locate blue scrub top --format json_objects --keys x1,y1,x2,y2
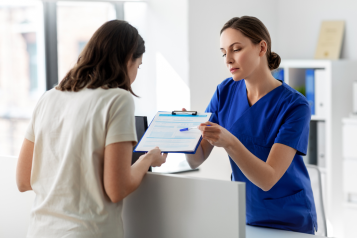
[{"x1": 205, "y1": 78, "x2": 317, "y2": 234}]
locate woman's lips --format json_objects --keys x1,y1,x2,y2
[{"x1": 230, "y1": 68, "x2": 239, "y2": 73}]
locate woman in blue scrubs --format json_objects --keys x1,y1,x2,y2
[{"x1": 185, "y1": 16, "x2": 317, "y2": 234}]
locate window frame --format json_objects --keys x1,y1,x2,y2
[{"x1": 42, "y1": 0, "x2": 125, "y2": 90}]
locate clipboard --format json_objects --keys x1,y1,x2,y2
[{"x1": 134, "y1": 111, "x2": 212, "y2": 154}]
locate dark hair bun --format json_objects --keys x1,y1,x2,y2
[{"x1": 268, "y1": 52, "x2": 281, "y2": 70}]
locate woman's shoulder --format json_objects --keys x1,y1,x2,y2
[
  {"x1": 46, "y1": 86, "x2": 132, "y2": 99},
  {"x1": 275, "y1": 82, "x2": 311, "y2": 120},
  {"x1": 43, "y1": 87, "x2": 134, "y2": 109},
  {"x1": 280, "y1": 82, "x2": 309, "y2": 107},
  {"x1": 217, "y1": 77, "x2": 242, "y2": 90},
  {"x1": 99, "y1": 87, "x2": 133, "y2": 99}
]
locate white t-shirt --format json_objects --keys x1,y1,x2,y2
[{"x1": 25, "y1": 87, "x2": 137, "y2": 238}]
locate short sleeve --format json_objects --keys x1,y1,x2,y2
[
  {"x1": 24, "y1": 91, "x2": 48, "y2": 143},
  {"x1": 105, "y1": 92, "x2": 137, "y2": 147},
  {"x1": 274, "y1": 103, "x2": 311, "y2": 155},
  {"x1": 25, "y1": 117, "x2": 35, "y2": 142},
  {"x1": 205, "y1": 86, "x2": 220, "y2": 124}
]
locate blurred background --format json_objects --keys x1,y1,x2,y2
[{"x1": 1, "y1": 0, "x2": 357, "y2": 237}]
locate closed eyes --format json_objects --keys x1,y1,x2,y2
[{"x1": 222, "y1": 49, "x2": 241, "y2": 57}]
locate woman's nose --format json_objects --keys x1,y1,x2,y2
[{"x1": 225, "y1": 52, "x2": 234, "y2": 65}]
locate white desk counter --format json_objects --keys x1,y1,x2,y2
[
  {"x1": 247, "y1": 225, "x2": 326, "y2": 238},
  {"x1": 124, "y1": 173, "x2": 328, "y2": 238}
]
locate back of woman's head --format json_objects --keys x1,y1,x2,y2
[
  {"x1": 56, "y1": 20, "x2": 145, "y2": 95},
  {"x1": 221, "y1": 16, "x2": 280, "y2": 71}
]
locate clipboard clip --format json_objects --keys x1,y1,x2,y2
[{"x1": 172, "y1": 110, "x2": 197, "y2": 115}]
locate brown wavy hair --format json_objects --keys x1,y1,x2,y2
[
  {"x1": 56, "y1": 20, "x2": 145, "y2": 95},
  {"x1": 221, "y1": 16, "x2": 280, "y2": 71}
]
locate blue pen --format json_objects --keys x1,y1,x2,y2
[
  {"x1": 180, "y1": 126, "x2": 198, "y2": 132},
  {"x1": 180, "y1": 125, "x2": 210, "y2": 132}
]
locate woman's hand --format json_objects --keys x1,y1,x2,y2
[
  {"x1": 181, "y1": 108, "x2": 236, "y2": 149},
  {"x1": 181, "y1": 108, "x2": 215, "y2": 169},
  {"x1": 198, "y1": 121, "x2": 236, "y2": 149},
  {"x1": 142, "y1": 147, "x2": 167, "y2": 167}
]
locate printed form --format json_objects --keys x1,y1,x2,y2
[{"x1": 134, "y1": 112, "x2": 212, "y2": 153}]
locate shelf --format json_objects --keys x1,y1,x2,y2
[
  {"x1": 342, "y1": 116, "x2": 357, "y2": 125},
  {"x1": 279, "y1": 60, "x2": 357, "y2": 237},
  {"x1": 319, "y1": 167, "x2": 327, "y2": 174},
  {"x1": 311, "y1": 115, "x2": 326, "y2": 121},
  {"x1": 280, "y1": 59, "x2": 331, "y2": 69},
  {"x1": 303, "y1": 163, "x2": 327, "y2": 174},
  {"x1": 344, "y1": 202, "x2": 357, "y2": 210}
]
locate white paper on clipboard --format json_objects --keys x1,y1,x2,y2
[{"x1": 134, "y1": 111, "x2": 212, "y2": 153}]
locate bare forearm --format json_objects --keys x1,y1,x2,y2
[
  {"x1": 225, "y1": 138, "x2": 275, "y2": 191},
  {"x1": 17, "y1": 139, "x2": 34, "y2": 193},
  {"x1": 113, "y1": 155, "x2": 152, "y2": 202},
  {"x1": 198, "y1": 122, "x2": 295, "y2": 191},
  {"x1": 17, "y1": 183, "x2": 32, "y2": 192},
  {"x1": 185, "y1": 144, "x2": 205, "y2": 169},
  {"x1": 186, "y1": 139, "x2": 214, "y2": 169},
  {"x1": 16, "y1": 164, "x2": 33, "y2": 192},
  {"x1": 104, "y1": 144, "x2": 167, "y2": 203},
  {"x1": 128, "y1": 155, "x2": 152, "y2": 193}
]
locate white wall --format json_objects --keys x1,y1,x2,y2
[
  {"x1": 147, "y1": 0, "x2": 189, "y2": 86},
  {"x1": 133, "y1": 0, "x2": 190, "y2": 122},
  {"x1": 277, "y1": 0, "x2": 357, "y2": 60}
]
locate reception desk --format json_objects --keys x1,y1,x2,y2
[
  {"x1": 123, "y1": 173, "x2": 328, "y2": 238},
  {"x1": 1, "y1": 156, "x2": 327, "y2": 238},
  {"x1": 246, "y1": 225, "x2": 324, "y2": 238}
]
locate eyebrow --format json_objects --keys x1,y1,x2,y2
[{"x1": 220, "y1": 42, "x2": 242, "y2": 51}]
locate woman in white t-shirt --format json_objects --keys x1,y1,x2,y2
[{"x1": 16, "y1": 20, "x2": 167, "y2": 238}]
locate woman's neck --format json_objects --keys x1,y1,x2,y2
[{"x1": 244, "y1": 67, "x2": 282, "y2": 107}]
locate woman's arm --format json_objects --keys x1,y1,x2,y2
[
  {"x1": 200, "y1": 121, "x2": 296, "y2": 191},
  {"x1": 226, "y1": 140, "x2": 296, "y2": 191},
  {"x1": 185, "y1": 139, "x2": 214, "y2": 169},
  {"x1": 103, "y1": 143, "x2": 167, "y2": 203},
  {"x1": 16, "y1": 138, "x2": 34, "y2": 192}
]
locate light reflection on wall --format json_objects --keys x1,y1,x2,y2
[
  {"x1": 156, "y1": 52, "x2": 190, "y2": 111},
  {"x1": 152, "y1": 52, "x2": 191, "y2": 173},
  {"x1": 125, "y1": 2, "x2": 156, "y2": 122}
]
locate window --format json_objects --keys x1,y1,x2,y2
[
  {"x1": 0, "y1": 0, "x2": 45, "y2": 156},
  {"x1": 57, "y1": 1, "x2": 116, "y2": 81},
  {"x1": 0, "y1": 1, "x2": 194, "y2": 173}
]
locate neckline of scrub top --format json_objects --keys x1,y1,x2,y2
[{"x1": 243, "y1": 79, "x2": 284, "y2": 108}]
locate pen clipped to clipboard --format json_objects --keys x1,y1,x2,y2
[{"x1": 134, "y1": 111, "x2": 212, "y2": 154}]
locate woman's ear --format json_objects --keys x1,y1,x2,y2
[{"x1": 259, "y1": 40, "x2": 267, "y2": 57}]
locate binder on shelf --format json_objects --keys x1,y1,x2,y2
[
  {"x1": 314, "y1": 70, "x2": 326, "y2": 118},
  {"x1": 306, "y1": 69, "x2": 315, "y2": 115}
]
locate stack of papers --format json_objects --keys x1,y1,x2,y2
[{"x1": 134, "y1": 112, "x2": 212, "y2": 153}]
